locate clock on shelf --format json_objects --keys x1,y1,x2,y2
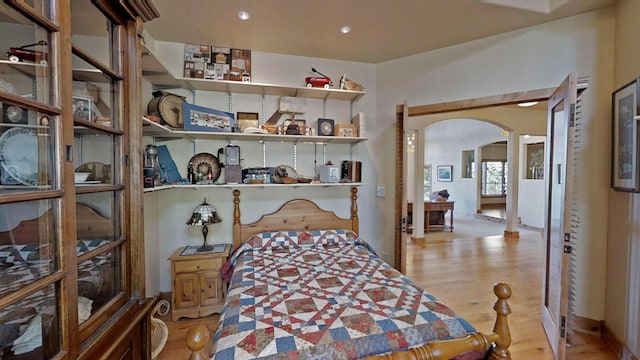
[
  {"x1": 317, "y1": 118, "x2": 335, "y2": 136},
  {"x1": 2, "y1": 103, "x2": 28, "y2": 125}
]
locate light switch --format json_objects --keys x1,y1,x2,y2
[{"x1": 376, "y1": 186, "x2": 385, "y2": 197}]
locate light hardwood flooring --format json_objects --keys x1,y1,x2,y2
[
  {"x1": 406, "y1": 216, "x2": 616, "y2": 360},
  {"x1": 156, "y1": 216, "x2": 617, "y2": 359}
]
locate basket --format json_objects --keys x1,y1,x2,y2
[{"x1": 151, "y1": 300, "x2": 170, "y2": 359}]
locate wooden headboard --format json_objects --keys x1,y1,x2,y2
[
  {"x1": 232, "y1": 188, "x2": 359, "y2": 248},
  {"x1": 0, "y1": 203, "x2": 114, "y2": 246}
]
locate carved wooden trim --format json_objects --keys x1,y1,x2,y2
[
  {"x1": 92, "y1": 0, "x2": 160, "y2": 23},
  {"x1": 232, "y1": 189, "x2": 359, "y2": 249}
]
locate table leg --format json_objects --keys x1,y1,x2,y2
[{"x1": 450, "y1": 208, "x2": 454, "y2": 232}]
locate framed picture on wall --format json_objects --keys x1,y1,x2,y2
[
  {"x1": 611, "y1": 78, "x2": 640, "y2": 192},
  {"x1": 437, "y1": 165, "x2": 453, "y2": 182}
]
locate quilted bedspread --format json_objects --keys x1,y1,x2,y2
[{"x1": 212, "y1": 229, "x2": 478, "y2": 359}]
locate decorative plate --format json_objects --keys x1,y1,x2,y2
[
  {"x1": 0, "y1": 127, "x2": 39, "y2": 185},
  {"x1": 189, "y1": 152, "x2": 221, "y2": 183}
]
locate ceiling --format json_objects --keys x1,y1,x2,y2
[{"x1": 143, "y1": 0, "x2": 616, "y2": 64}]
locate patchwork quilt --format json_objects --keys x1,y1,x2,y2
[
  {"x1": 0, "y1": 238, "x2": 114, "y2": 354},
  {"x1": 212, "y1": 229, "x2": 478, "y2": 359}
]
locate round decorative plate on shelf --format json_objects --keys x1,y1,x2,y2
[
  {"x1": 0, "y1": 127, "x2": 39, "y2": 185},
  {"x1": 189, "y1": 152, "x2": 221, "y2": 183}
]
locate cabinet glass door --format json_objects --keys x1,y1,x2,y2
[
  {"x1": 70, "y1": 1, "x2": 127, "y2": 343},
  {"x1": 0, "y1": 1, "x2": 62, "y2": 358}
]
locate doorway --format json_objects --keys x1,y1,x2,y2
[{"x1": 394, "y1": 80, "x2": 582, "y2": 360}]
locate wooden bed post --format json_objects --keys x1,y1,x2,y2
[
  {"x1": 186, "y1": 325, "x2": 211, "y2": 360},
  {"x1": 490, "y1": 282, "x2": 512, "y2": 360},
  {"x1": 233, "y1": 189, "x2": 241, "y2": 248},
  {"x1": 351, "y1": 187, "x2": 359, "y2": 233}
]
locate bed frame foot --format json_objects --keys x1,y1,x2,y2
[{"x1": 187, "y1": 325, "x2": 211, "y2": 360}]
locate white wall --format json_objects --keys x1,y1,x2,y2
[
  {"x1": 607, "y1": 0, "x2": 640, "y2": 355},
  {"x1": 142, "y1": 42, "x2": 378, "y2": 294},
  {"x1": 376, "y1": 8, "x2": 615, "y2": 322},
  {"x1": 423, "y1": 119, "x2": 505, "y2": 215}
]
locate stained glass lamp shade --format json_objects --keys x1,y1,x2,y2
[{"x1": 186, "y1": 198, "x2": 222, "y2": 252}]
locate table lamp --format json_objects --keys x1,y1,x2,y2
[{"x1": 186, "y1": 198, "x2": 222, "y2": 252}]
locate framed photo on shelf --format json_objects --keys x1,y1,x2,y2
[
  {"x1": 72, "y1": 96, "x2": 92, "y2": 122},
  {"x1": 183, "y1": 103, "x2": 235, "y2": 132},
  {"x1": 437, "y1": 165, "x2": 453, "y2": 182},
  {"x1": 236, "y1": 112, "x2": 259, "y2": 133},
  {"x1": 335, "y1": 124, "x2": 358, "y2": 137},
  {"x1": 612, "y1": 78, "x2": 640, "y2": 191}
]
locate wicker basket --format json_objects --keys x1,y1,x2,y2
[{"x1": 151, "y1": 300, "x2": 170, "y2": 359}]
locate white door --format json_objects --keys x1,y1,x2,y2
[{"x1": 541, "y1": 73, "x2": 577, "y2": 360}]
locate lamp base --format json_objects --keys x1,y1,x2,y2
[
  {"x1": 197, "y1": 224, "x2": 213, "y2": 252},
  {"x1": 197, "y1": 244, "x2": 214, "y2": 252}
]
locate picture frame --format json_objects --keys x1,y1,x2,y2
[
  {"x1": 437, "y1": 165, "x2": 453, "y2": 182},
  {"x1": 183, "y1": 102, "x2": 235, "y2": 132},
  {"x1": 72, "y1": 96, "x2": 92, "y2": 122},
  {"x1": 335, "y1": 124, "x2": 358, "y2": 137},
  {"x1": 612, "y1": 78, "x2": 640, "y2": 191}
]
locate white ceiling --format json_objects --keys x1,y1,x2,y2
[{"x1": 143, "y1": 0, "x2": 616, "y2": 64}]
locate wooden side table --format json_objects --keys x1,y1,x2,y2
[{"x1": 169, "y1": 244, "x2": 231, "y2": 321}]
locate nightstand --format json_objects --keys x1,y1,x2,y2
[{"x1": 168, "y1": 245, "x2": 231, "y2": 321}]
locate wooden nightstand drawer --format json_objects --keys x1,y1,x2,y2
[{"x1": 174, "y1": 258, "x2": 223, "y2": 273}]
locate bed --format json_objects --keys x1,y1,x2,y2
[
  {"x1": 0, "y1": 203, "x2": 116, "y2": 358},
  {"x1": 187, "y1": 188, "x2": 512, "y2": 360}
]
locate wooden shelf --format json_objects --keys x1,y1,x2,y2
[
  {"x1": 141, "y1": 44, "x2": 181, "y2": 89},
  {"x1": 175, "y1": 77, "x2": 365, "y2": 102},
  {"x1": 72, "y1": 68, "x2": 111, "y2": 83},
  {"x1": 142, "y1": 117, "x2": 367, "y2": 144},
  {"x1": 143, "y1": 182, "x2": 366, "y2": 193},
  {"x1": 139, "y1": 49, "x2": 364, "y2": 102}
]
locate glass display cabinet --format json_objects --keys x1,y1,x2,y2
[{"x1": 0, "y1": 1, "x2": 158, "y2": 358}]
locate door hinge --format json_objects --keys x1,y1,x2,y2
[
  {"x1": 564, "y1": 245, "x2": 573, "y2": 254},
  {"x1": 564, "y1": 232, "x2": 571, "y2": 242},
  {"x1": 560, "y1": 315, "x2": 567, "y2": 338},
  {"x1": 569, "y1": 103, "x2": 575, "y2": 127}
]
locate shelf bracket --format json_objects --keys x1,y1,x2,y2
[
  {"x1": 261, "y1": 95, "x2": 266, "y2": 126},
  {"x1": 261, "y1": 140, "x2": 266, "y2": 167},
  {"x1": 227, "y1": 92, "x2": 233, "y2": 113},
  {"x1": 322, "y1": 98, "x2": 327, "y2": 118},
  {"x1": 293, "y1": 143, "x2": 297, "y2": 170}
]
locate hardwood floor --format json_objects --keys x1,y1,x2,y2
[
  {"x1": 155, "y1": 216, "x2": 617, "y2": 359},
  {"x1": 405, "y1": 217, "x2": 617, "y2": 360}
]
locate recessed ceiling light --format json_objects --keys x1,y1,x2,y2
[
  {"x1": 517, "y1": 101, "x2": 538, "y2": 107},
  {"x1": 340, "y1": 26, "x2": 351, "y2": 34},
  {"x1": 238, "y1": 11, "x2": 250, "y2": 20}
]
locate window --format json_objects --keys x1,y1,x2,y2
[
  {"x1": 482, "y1": 161, "x2": 508, "y2": 195},
  {"x1": 423, "y1": 165, "x2": 432, "y2": 199}
]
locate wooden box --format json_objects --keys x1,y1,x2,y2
[{"x1": 335, "y1": 124, "x2": 358, "y2": 137}]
